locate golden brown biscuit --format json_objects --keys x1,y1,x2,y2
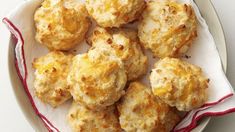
[
  {"x1": 68, "y1": 102, "x2": 121, "y2": 132},
  {"x1": 85, "y1": 0, "x2": 146, "y2": 27},
  {"x1": 33, "y1": 51, "x2": 73, "y2": 107},
  {"x1": 89, "y1": 27, "x2": 148, "y2": 81},
  {"x1": 34, "y1": 0, "x2": 90, "y2": 50},
  {"x1": 138, "y1": 1, "x2": 197, "y2": 58},
  {"x1": 150, "y1": 58, "x2": 209, "y2": 111},
  {"x1": 67, "y1": 47, "x2": 127, "y2": 110},
  {"x1": 117, "y1": 82, "x2": 180, "y2": 132}
]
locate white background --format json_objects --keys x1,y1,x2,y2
[{"x1": 0, "y1": 0, "x2": 234, "y2": 131}]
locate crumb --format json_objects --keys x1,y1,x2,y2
[{"x1": 185, "y1": 55, "x2": 191, "y2": 59}]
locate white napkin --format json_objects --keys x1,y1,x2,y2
[{"x1": 3, "y1": 0, "x2": 235, "y2": 131}]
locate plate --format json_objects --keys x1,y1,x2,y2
[
  {"x1": 191, "y1": 0, "x2": 227, "y2": 131},
  {"x1": 6, "y1": 0, "x2": 227, "y2": 131}
]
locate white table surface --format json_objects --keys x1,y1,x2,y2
[{"x1": 0, "y1": 0, "x2": 234, "y2": 131}]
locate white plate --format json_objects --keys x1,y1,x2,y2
[
  {"x1": 6, "y1": 0, "x2": 227, "y2": 131},
  {"x1": 191, "y1": 0, "x2": 227, "y2": 131}
]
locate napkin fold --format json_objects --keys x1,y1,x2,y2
[{"x1": 3, "y1": 0, "x2": 235, "y2": 131}]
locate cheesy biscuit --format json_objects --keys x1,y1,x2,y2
[
  {"x1": 68, "y1": 102, "x2": 121, "y2": 132},
  {"x1": 117, "y1": 82, "x2": 180, "y2": 132},
  {"x1": 67, "y1": 47, "x2": 127, "y2": 110},
  {"x1": 150, "y1": 58, "x2": 209, "y2": 111},
  {"x1": 85, "y1": 0, "x2": 146, "y2": 27},
  {"x1": 34, "y1": 0, "x2": 90, "y2": 50},
  {"x1": 138, "y1": 1, "x2": 197, "y2": 58},
  {"x1": 89, "y1": 27, "x2": 148, "y2": 81},
  {"x1": 33, "y1": 51, "x2": 73, "y2": 107}
]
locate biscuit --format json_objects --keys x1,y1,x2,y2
[
  {"x1": 117, "y1": 82, "x2": 180, "y2": 132},
  {"x1": 85, "y1": 0, "x2": 146, "y2": 27},
  {"x1": 150, "y1": 58, "x2": 209, "y2": 111},
  {"x1": 89, "y1": 27, "x2": 148, "y2": 81},
  {"x1": 34, "y1": 0, "x2": 90, "y2": 50},
  {"x1": 68, "y1": 102, "x2": 121, "y2": 132},
  {"x1": 67, "y1": 47, "x2": 127, "y2": 110},
  {"x1": 138, "y1": 1, "x2": 197, "y2": 58},
  {"x1": 33, "y1": 51, "x2": 73, "y2": 107}
]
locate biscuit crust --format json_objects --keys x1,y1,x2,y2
[
  {"x1": 33, "y1": 51, "x2": 73, "y2": 107},
  {"x1": 67, "y1": 48, "x2": 127, "y2": 110},
  {"x1": 150, "y1": 58, "x2": 209, "y2": 111},
  {"x1": 34, "y1": 0, "x2": 90, "y2": 50},
  {"x1": 138, "y1": 1, "x2": 197, "y2": 58},
  {"x1": 89, "y1": 27, "x2": 148, "y2": 81},
  {"x1": 68, "y1": 102, "x2": 121, "y2": 132},
  {"x1": 117, "y1": 82, "x2": 180, "y2": 132},
  {"x1": 85, "y1": 0, "x2": 146, "y2": 27}
]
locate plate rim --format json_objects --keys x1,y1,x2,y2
[
  {"x1": 6, "y1": 0, "x2": 228, "y2": 131},
  {"x1": 192, "y1": 0, "x2": 227, "y2": 131}
]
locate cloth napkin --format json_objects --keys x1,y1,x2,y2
[{"x1": 3, "y1": 0, "x2": 235, "y2": 131}]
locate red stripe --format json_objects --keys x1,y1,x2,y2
[
  {"x1": 174, "y1": 94, "x2": 234, "y2": 132},
  {"x1": 2, "y1": 17, "x2": 59, "y2": 132},
  {"x1": 202, "y1": 93, "x2": 234, "y2": 107},
  {"x1": 180, "y1": 108, "x2": 235, "y2": 132}
]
